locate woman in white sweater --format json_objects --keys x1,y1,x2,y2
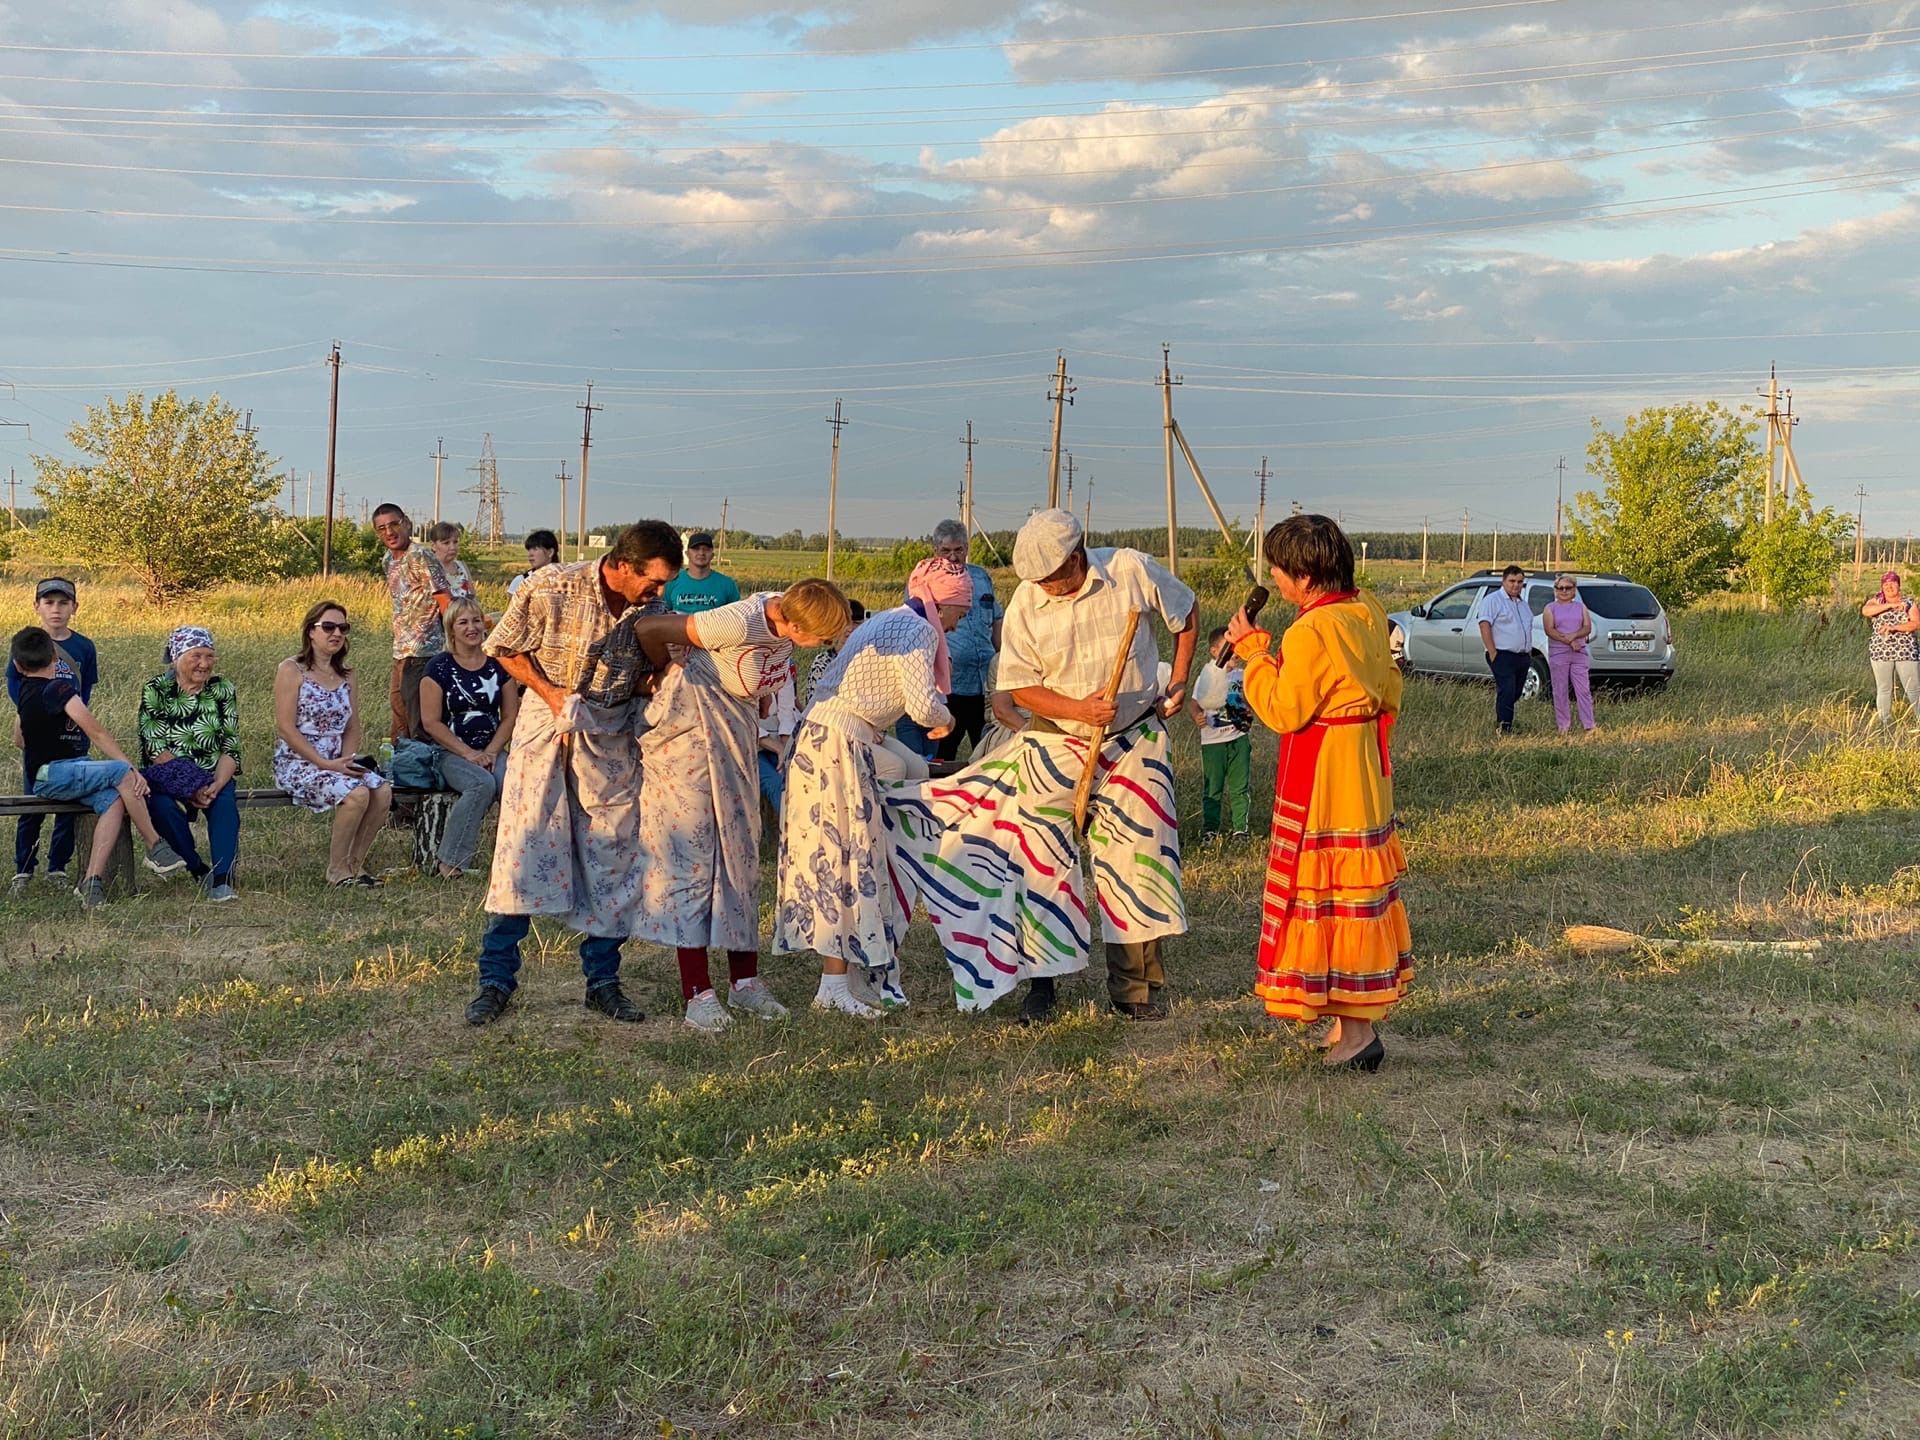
[{"x1": 774, "y1": 559, "x2": 971, "y2": 1016}]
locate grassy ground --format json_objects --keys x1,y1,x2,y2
[{"x1": 1, "y1": 561, "x2": 1917, "y2": 1438}]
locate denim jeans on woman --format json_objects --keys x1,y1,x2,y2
[
  {"x1": 437, "y1": 752, "x2": 503, "y2": 871},
  {"x1": 146, "y1": 779, "x2": 241, "y2": 884},
  {"x1": 1871, "y1": 658, "x2": 1920, "y2": 723}
]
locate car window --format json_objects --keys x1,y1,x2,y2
[
  {"x1": 1578, "y1": 584, "x2": 1660, "y2": 620},
  {"x1": 1526, "y1": 585, "x2": 1553, "y2": 616},
  {"x1": 1426, "y1": 586, "x2": 1482, "y2": 622}
]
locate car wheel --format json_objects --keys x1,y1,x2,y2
[{"x1": 1524, "y1": 655, "x2": 1549, "y2": 701}]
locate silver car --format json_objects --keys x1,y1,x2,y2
[{"x1": 1386, "y1": 571, "x2": 1675, "y2": 699}]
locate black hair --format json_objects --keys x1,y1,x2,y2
[
  {"x1": 848, "y1": 599, "x2": 868, "y2": 623},
  {"x1": 1502, "y1": 564, "x2": 1526, "y2": 579},
  {"x1": 1208, "y1": 625, "x2": 1229, "y2": 643},
  {"x1": 372, "y1": 502, "x2": 407, "y2": 523},
  {"x1": 606, "y1": 519, "x2": 684, "y2": 572},
  {"x1": 525, "y1": 529, "x2": 559, "y2": 553},
  {"x1": 1262, "y1": 514, "x2": 1355, "y2": 593},
  {"x1": 9, "y1": 625, "x2": 53, "y2": 673}
]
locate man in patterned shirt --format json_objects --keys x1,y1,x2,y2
[
  {"x1": 464, "y1": 519, "x2": 687, "y2": 1027},
  {"x1": 373, "y1": 504, "x2": 451, "y2": 743}
]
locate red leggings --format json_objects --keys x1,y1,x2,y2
[{"x1": 677, "y1": 947, "x2": 758, "y2": 1001}]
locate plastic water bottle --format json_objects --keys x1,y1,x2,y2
[{"x1": 376, "y1": 739, "x2": 395, "y2": 775}]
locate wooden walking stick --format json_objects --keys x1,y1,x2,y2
[
  {"x1": 1564, "y1": 925, "x2": 1821, "y2": 956},
  {"x1": 1072, "y1": 610, "x2": 1143, "y2": 833}
]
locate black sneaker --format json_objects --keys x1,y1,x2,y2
[
  {"x1": 1018, "y1": 977, "x2": 1058, "y2": 1026},
  {"x1": 1112, "y1": 998, "x2": 1169, "y2": 1022},
  {"x1": 464, "y1": 984, "x2": 512, "y2": 1026},
  {"x1": 584, "y1": 981, "x2": 645, "y2": 1023}
]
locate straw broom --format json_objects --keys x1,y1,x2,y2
[{"x1": 1564, "y1": 924, "x2": 1821, "y2": 956}]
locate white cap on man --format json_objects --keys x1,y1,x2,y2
[{"x1": 1013, "y1": 508, "x2": 1084, "y2": 582}]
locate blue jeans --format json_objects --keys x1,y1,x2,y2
[
  {"x1": 437, "y1": 753, "x2": 502, "y2": 870},
  {"x1": 894, "y1": 715, "x2": 940, "y2": 760},
  {"x1": 31, "y1": 758, "x2": 130, "y2": 814},
  {"x1": 15, "y1": 757, "x2": 76, "y2": 875},
  {"x1": 757, "y1": 750, "x2": 784, "y2": 812},
  {"x1": 146, "y1": 780, "x2": 240, "y2": 884},
  {"x1": 477, "y1": 913, "x2": 623, "y2": 994}
]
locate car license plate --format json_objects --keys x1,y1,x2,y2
[{"x1": 1613, "y1": 637, "x2": 1652, "y2": 653}]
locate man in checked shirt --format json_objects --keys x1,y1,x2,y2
[{"x1": 464, "y1": 520, "x2": 688, "y2": 1027}]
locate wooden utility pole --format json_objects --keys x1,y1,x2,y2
[
  {"x1": 1169, "y1": 420, "x2": 1258, "y2": 586},
  {"x1": 1159, "y1": 345, "x2": 1181, "y2": 575},
  {"x1": 304, "y1": 470, "x2": 313, "y2": 520},
  {"x1": 1760, "y1": 365, "x2": 1780, "y2": 525},
  {"x1": 959, "y1": 421, "x2": 976, "y2": 536},
  {"x1": 1421, "y1": 516, "x2": 1429, "y2": 577},
  {"x1": 1046, "y1": 353, "x2": 1073, "y2": 509},
  {"x1": 1855, "y1": 486, "x2": 1868, "y2": 579},
  {"x1": 717, "y1": 497, "x2": 729, "y2": 556},
  {"x1": 555, "y1": 461, "x2": 569, "y2": 552},
  {"x1": 1460, "y1": 509, "x2": 1469, "y2": 566},
  {"x1": 1553, "y1": 455, "x2": 1567, "y2": 567},
  {"x1": 576, "y1": 383, "x2": 602, "y2": 557},
  {"x1": 429, "y1": 437, "x2": 446, "y2": 525},
  {"x1": 5, "y1": 467, "x2": 17, "y2": 529},
  {"x1": 1084, "y1": 476, "x2": 1093, "y2": 529},
  {"x1": 825, "y1": 399, "x2": 847, "y2": 581},
  {"x1": 322, "y1": 341, "x2": 341, "y2": 576},
  {"x1": 1493, "y1": 524, "x2": 1500, "y2": 568},
  {"x1": 1255, "y1": 456, "x2": 1270, "y2": 544}
]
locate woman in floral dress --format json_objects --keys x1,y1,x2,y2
[
  {"x1": 774, "y1": 557, "x2": 971, "y2": 1016},
  {"x1": 272, "y1": 600, "x2": 392, "y2": 886}
]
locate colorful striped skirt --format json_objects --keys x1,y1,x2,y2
[{"x1": 892, "y1": 718, "x2": 1186, "y2": 1012}]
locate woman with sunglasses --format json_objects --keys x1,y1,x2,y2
[
  {"x1": 273, "y1": 600, "x2": 393, "y2": 886},
  {"x1": 1542, "y1": 574, "x2": 1598, "y2": 736}
]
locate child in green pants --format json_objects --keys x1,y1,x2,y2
[{"x1": 1188, "y1": 627, "x2": 1254, "y2": 839}]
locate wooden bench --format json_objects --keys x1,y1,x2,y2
[{"x1": 0, "y1": 786, "x2": 455, "y2": 895}]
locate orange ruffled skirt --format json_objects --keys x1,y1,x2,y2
[{"x1": 1256, "y1": 714, "x2": 1413, "y2": 1022}]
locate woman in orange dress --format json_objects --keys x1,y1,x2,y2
[{"x1": 1224, "y1": 514, "x2": 1412, "y2": 1071}]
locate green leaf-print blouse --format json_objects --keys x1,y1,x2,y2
[{"x1": 137, "y1": 673, "x2": 243, "y2": 773}]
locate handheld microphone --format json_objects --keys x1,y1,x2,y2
[{"x1": 1216, "y1": 585, "x2": 1269, "y2": 664}]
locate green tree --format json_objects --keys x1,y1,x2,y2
[
  {"x1": 33, "y1": 390, "x2": 286, "y2": 601},
  {"x1": 1568, "y1": 402, "x2": 1761, "y2": 607},
  {"x1": 1736, "y1": 493, "x2": 1850, "y2": 608}
]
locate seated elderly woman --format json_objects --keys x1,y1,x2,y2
[
  {"x1": 137, "y1": 626, "x2": 243, "y2": 902},
  {"x1": 418, "y1": 596, "x2": 518, "y2": 877},
  {"x1": 272, "y1": 599, "x2": 392, "y2": 887}
]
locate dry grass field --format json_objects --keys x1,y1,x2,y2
[{"x1": 0, "y1": 554, "x2": 1916, "y2": 1438}]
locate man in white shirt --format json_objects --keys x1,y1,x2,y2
[
  {"x1": 901, "y1": 509, "x2": 1199, "y2": 1024},
  {"x1": 1475, "y1": 565, "x2": 1535, "y2": 735}
]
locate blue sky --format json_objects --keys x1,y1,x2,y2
[{"x1": 1, "y1": 0, "x2": 1917, "y2": 542}]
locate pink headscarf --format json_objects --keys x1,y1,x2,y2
[{"x1": 906, "y1": 555, "x2": 973, "y2": 694}]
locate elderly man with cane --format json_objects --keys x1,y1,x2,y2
[
  {"x1": 463, "y1": 520, "x2": 685, "y2": 1027},
  {"x1": 893, "y1": 509, "x2": 1197, "y2": 1023}
]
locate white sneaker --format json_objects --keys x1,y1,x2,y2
[
  {"x1": 683, "y1": 989, "x2": 733, "y2": 1035},
  {"x1": 727, "y1": 977, "x2": 789, "y2": 1020},
  {"x1": 812, "y1": 979, "x2": 882, "y2": 1019},
  {"x1": 8, "y1": 873, "x2": 29, "y2": 897}
]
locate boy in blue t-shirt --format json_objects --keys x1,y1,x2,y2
[
  {"x1": 663, "y1": 532, "x2": 742, "y2": 615},
  {"x1": 7, "y1": 577, "x2": 101, "y2": 893},
  {"x1": 10, "y1": 624, "x2": 175, "y2": 909}
]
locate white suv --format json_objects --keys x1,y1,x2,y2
[{"x1": 1386, "y1": 571, "x2": 1675, "y2": 699}]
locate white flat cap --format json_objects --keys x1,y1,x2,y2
[{"x1": 1013, "y1": 508, "x2": 1084, "y2": 582}]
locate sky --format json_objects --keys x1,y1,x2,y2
[{"x1": 0, "y1": 0, "x2": 1917, "y2": 544}]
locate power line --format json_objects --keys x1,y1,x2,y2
[
  {"x1": 8, "y1": 102, "x2": 1910, "y2": 234},
  {"x1": 3, "y1": 164, "x2": 1907, "y2": 281},
  {"x1": 0, "y1": 4, "x2": 1579, "y2": 64},
  {"x1": 11, "y1": 29, "x2": 1911, "y2": 139}
]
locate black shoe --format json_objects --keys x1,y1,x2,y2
[
  {"x1": 1019, "y1": 977, "x2": 1058, "y2": 1026},
  {"x1": 584, "y1": 980, "x2": 645, "y2": 1023},
  {"x1": 1340, "y1": 1036, "x2": 1386, "y2": 1073},
  {"x1": 1112, "y1": 999, "x2": 1169, "y2": 1022},
  {"x1": 465, "y1": 984, "x2": 512, "y2": 1026}
]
